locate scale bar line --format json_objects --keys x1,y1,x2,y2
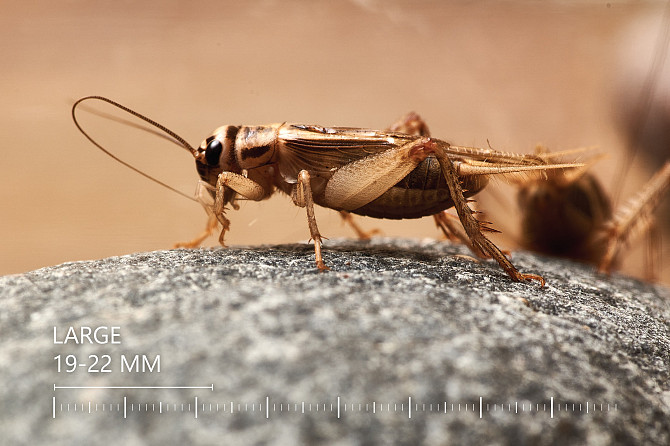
[{"x1": 53, "y1": 385, "x2": 214, "y2": 390}]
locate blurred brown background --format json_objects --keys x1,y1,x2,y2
[{"x1": 1, "y1": 0, "x2": 668, "y2": 284}]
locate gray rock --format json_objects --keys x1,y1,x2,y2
[{"x1": 1, "y1": 238, "x2": 668, "y2": 445}]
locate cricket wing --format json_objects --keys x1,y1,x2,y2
[{"x1": 276, "y1": 124, "x2": 415, "y2": 183}]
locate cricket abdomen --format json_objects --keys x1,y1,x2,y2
[
  {"x1": 350, "y1": 156, "x2": 488, "y2": 219},
  {"x1": 351, "y1": 187, "x2": 453, "y2": 219}
]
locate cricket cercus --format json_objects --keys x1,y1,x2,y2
[{"x1": 72, "y1": 96, "x2": 582, "y2": 286}]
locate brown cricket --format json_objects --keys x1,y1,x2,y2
[{"x1": 72, "y1": 96, "x2": 582, "y2": 286}]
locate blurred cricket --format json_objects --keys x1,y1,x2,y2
[
  {"x1": 513, "y1": 150, "x2": 669, "y2": 278},
  {"x1": 482, "y1": 3, "x2": 670, "y2": 284},
  {"x1": 72, "y1": 97, "x2": 586, "y2": 286}
]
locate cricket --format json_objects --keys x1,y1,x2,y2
[
  {"x1": 72, "y1": 96, "x2": 585, "y2": 286},
  {"x1": 512, "y1": 149, "x2": 669, "y2": 278}
]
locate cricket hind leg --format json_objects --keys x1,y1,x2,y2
[
  {"x1": 433, "y1": 210, "x2": 489, "y2": 259},
  {"x1": 293, "y1": 170, "x2": 329, "y2": 271},
  {"x1": 426, "y1": 143, "x2": 545, "y2": 285},
  {"x1": 390, "y1": 112, "x2": 500, "y2": 262},
  {"x1": 389, "y1": 112, "x2": 540, "y2": 283}
]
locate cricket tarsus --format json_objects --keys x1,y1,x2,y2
[{"x1": 174, "y1": 214, "x2": 218, "y2": 249}]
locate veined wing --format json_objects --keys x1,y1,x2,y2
[
  {"x1": 276, "y1": 124, "x2": 416, "y2": 183},
  {"x1": 275, "y1": 123, "x2": 579, "y2": 185}
]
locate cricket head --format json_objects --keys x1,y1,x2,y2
[{"x1": 195, "y1": 125, "x2": 241, "y2": 205}]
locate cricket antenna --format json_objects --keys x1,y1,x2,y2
[{"x1": 72, "y1": 95, "x2": 198, "y2": 202}]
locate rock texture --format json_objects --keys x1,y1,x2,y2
[{"x1": 0, "y1": 238, "x2": 668, "y2": 445}]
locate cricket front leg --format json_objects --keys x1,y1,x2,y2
[
  {"x1": 432, "y1": 148, "x2": 545, "y2": 286},
  {"x1": 177, "y1": 171, "x2": 268, "y2": 248},
  {"x1": 293, "y1": 170, "x2": 329, "y2": 271},
  {"x1": 212, "y1": 171, "x2": 269, "y2": 246},
  {"x1": 174, "y1": 181, "x2": 221, "y2": 248}
]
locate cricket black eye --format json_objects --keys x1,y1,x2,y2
[{"x1": 205, "y1": 139, "x2": 222, "y2": 165}]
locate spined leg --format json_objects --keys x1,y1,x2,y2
[
  {"x1": 429, "y1": 146, "x2": 545, "y2": 285},
  {"x1": 293, "y1": 170, "x2": 329, "y2": 271},
  {"x1": 433, "y1": 210, "x2": 489, "y2": 258},
  {"x1": 320, "y1": 129, "x2": 544, "y2": 283},
  {"x1": 389, "y1": 113, "x2": 496, "y2": 260}
]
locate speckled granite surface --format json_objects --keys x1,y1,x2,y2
[{"x1": 1, "y1": 238, "x2": 668, "y2": 445}]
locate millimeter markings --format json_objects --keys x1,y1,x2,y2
[{"x1": 52, "y1": 395, "x2": 618, "y2": 419}]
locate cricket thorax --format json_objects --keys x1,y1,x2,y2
[{"x1": 234, "y1": 125, "x2": 279, "y2": 169}]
